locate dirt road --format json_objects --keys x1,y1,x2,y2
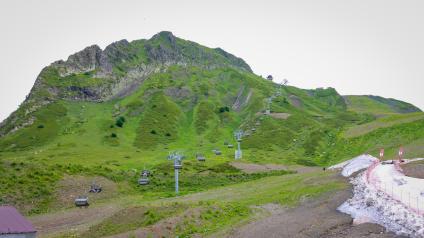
[
  {"x1": 401, "y1": 161, "x2": 424, "y2": 179},
  {"x1": 230, "y1": 162, "x2": 321, "y2": 174},
  {"x1": 226, "y1": 189, "x2": 402, "y2": 238},
  {"x1": 30, "y1": 204, "x2": 121, "y2": 237}
]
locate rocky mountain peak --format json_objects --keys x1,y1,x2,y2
[{"x1": 53, "y1": 45, "x2": 102, "y2": 76}]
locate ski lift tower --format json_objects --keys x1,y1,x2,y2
[
  {"x1": 168, "y1": 151, "x2": 184, "y2": 195},
  {"x1": 234, "y1": 130, "x2": 243, "y2": 160},
  {"x1": 265, "y1": 97, "x2": 272, "y2": 115}
]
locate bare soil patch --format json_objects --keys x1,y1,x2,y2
[
  {"x1": 230, "y1": 162, "x2": 320, "y2": 175},
  {"x1": 30, "y1": 204, "x2": 120, "y2": 237},
  {"x1": 401, "y1": 161, "x2": 424, "y2": 179},
  {"x1": 230, "y1": 162, "x2": 288, "y2": 174},
  {"x1": 226, "y1": 188, "x2": 401, "y2": 238},
  {"x1": 106, "y1": 207, "x2": 203, "y2": 238},
  {"x1": 269, "y1": 113, "x2": 291, "y2": 120},
  {"x1": 52, "y1": 175, "x2": 119, "y2": 209},
  {"x1": 289, "y1": 95, "x2": 302, "y2": 108}
]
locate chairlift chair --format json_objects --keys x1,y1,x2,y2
[
  {"x1": 138, "y1": 176, "x2": 149, "y2": 185},
  {"x1": 89, "y1": 182, "x2": 102, "y2": 193},
  {"x1": 75, "y1": 196, "x2": 89, "y2": 207},
  {"x1": 196, "y1": 153, "x2": 206, "y2": 162},
  {"x1": 141, "y1": 169, "x2": 151, "y2": 177},
  {"x1": 174, "y1": 160, "x2": 183, "y2": 170}
]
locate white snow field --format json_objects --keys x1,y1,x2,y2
[
  {"x1": 335, "y1": 156, "x2": 424, "y2": 237},
  {"x1": 329, "y1": 154, "x2": 379, "y2": 177}
]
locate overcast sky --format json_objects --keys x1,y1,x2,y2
[{"x1": 0, "y1": 0, "x2": 423, "y2": 121}]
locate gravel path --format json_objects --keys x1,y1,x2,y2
[
  {"x1": 226, "y1": 189, "x2": 401, "y2": 238},
  {"x1": 230, "y1": 162, "x2": 321, "y2": 174},
  {"x1": 30, "y1": 204, "x2": 120, "y2": 237},
  {"x1": 402, "y1": 161, "x2": 424, "y2": 179}
]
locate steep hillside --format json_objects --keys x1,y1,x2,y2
[
  {"x1": 344, "y1": 95, "x2": 421, "y2": 116},
  {"x1": 0, "y1": 32, "x2": 423, "y2": 217},
  {"x1": 0, "y1": 31, "x2": 251, "y2": 137}
]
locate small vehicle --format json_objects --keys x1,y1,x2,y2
[
  {"x1": 227, "y1": 144, "x2": 234, "y2": 148},
  {"x1": 214, "y1": 150, "x2": 222, "y2": 155},
  {"x1": 75, "y1": 196, "x2": 89, "y2": 207}
]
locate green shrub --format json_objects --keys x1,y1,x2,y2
[
  {"x1": 115, "y1": 116, "x2": 126, "y2": 128},
  {"x1": 218, "y1": 106, "x2": 230, "y2": 113}
]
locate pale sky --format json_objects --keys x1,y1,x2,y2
[{"x1": 0, "y1": 0, "x2": 423, "y2": 121}]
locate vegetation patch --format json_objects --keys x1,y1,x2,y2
[
  {"x1": 134, "y1": 92, "x2": 182, "y2": 149},
  {"x1": 0, "y1": 102, "x2": 67, "y2": 151}
]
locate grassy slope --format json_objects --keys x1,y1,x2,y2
[
  {"x1": 344, "y1": 112, "x2": 424, "y2": 138},
  {"x1": 0, "y1": 31, "x2": 422, "y2": 237},
  {"x1": 344, "y1": 95, "x2": 396, "y2": 115},
  {"x1": 46, "y1": 170, "x2": 345, "y2": 238},
  {"x1": 0, "y1": 65, "x2": 423, "y2": 238},
  {"x1": 2, "y1": 65, "x2": 423, "y2": 216},
  {"x1": 344, "y1": 95, "x2": 421, "y2": 116}
]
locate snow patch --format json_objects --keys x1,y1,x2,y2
[
  {"x1": 336, "y1": 158, "x2": 424, "y2": 238},
  {"x1": 329, "y1": 154, "x2": 379, "y2": 177},
  {"x1": 338, "y1": 171, "x2": 424, "y2": 237}
]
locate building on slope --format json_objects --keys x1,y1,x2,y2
[
  {"x1": 266, "y1": 75, "x2": 273, "y2": 81},
  {"x1": 0, "y1": 206, "x2": 36, "y2": 238}
]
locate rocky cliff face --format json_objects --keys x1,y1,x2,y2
[
  {"x1": 0, "y1": 31, "x2": 252, "y2": 136},
  {"x1": 31, "y1": 31, "x2": 251, "y2": 102}
]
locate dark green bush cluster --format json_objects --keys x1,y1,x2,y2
[
  {"x1": 115, "y1": 116, "x2": 126, "y2": 128},
  {"x1": 218, "y1": 106, "x2": 230, "y2": 113}
]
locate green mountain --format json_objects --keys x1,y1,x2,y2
[
  {"x1": 0, "y1": 31, "x2": 423, "y2": 219},
  {"x1": 344, "y1": 95, "x2": 421, "y2": 116}
]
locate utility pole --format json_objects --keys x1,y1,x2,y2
[
  {"x1": 398, "y1": 147, "x2": 404, "y2": 162},
  {"x1": 168, "y1": 151, "x2": 184, "y2": 195},
  {"x1": 234, "y1": 130, "x2": 243, "y2": 160},
  {"x1": 380, "y1": 148, "x2": 384, "y2": 161}
]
